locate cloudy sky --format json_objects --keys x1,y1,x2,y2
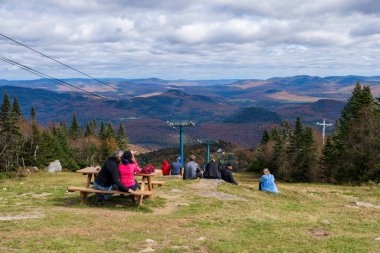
[{"x1": 0, "y1": 0, "x2": 379, "y2": 80}]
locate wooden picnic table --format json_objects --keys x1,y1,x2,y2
[{"x1": 76, "y1": 167, "x2": 156, "y2": 192}]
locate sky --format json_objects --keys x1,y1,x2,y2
[{"x1": 0, "y1": 0, "x2": 379, "y2": 80}]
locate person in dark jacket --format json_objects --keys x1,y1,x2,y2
[
  {"x1": 93, "y1": 150, "x2": 135, "y2": 203},
  {"x1": 204, "y1": 159, "x2": 221, "y2": 179},
  {"x1": 220, "y1": 163, "x2": 239, "y2": 185}
]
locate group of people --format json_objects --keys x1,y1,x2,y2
[
  {"x1": 161, "y1": 155, "x2": 240, "y2": 185},
  {"x1": 93, "y1": 150, "x2": 141, "y2": 204},
  {"x1": 93, "y1": 151, "x2": 278, "y2": 205},
  {"x1": 162, "y1": 155, "x2": 279, "y2": 193}
]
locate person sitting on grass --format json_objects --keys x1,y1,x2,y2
[
  {"x1": 204, "y1": 159, "x2": 221, "y2": 179},
  {"x1": 161, "y1": 160, "x2": 170, "y2": 176},
  {"x1": 93, "y1": 150, "x2": 135, "y2": 204},
  {"x1": 119, "y1": 151, "x2": 141, "y2": 191},
  {"x1": 183, "y1": 155, "x2": 202, "y2": 180},
  {"x1": 259, "y1": 168, "x2": 279, "y2": 193},
  {"x1": 170, "y1": 157, "x2": 182, "y2": 176},
  {"x1": 220, "y1": 163, "x2": 239, "y2": 185}
]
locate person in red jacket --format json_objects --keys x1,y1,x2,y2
[{"x1": 161, "y1": 160, "x2": 170, "y2": 176}]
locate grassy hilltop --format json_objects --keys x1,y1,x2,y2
[{"x1": 0, "y1": 172, "x2": 379, "y2": 253}]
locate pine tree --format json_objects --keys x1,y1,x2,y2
[
  {"x1": 319, "y1": 137, "x2": 337, "y2": 182},
  {"x1": 99, "y1": 121, "x2": 106, "y2": 139},
  {"x1": 260, "y1": 129, "x2": 271, "y2": 144},
  {"x1": 0, "y1": 92, "x2": 23, "y2": 172},
  {"x1": 106, "y1": 122, "x2": 115, "y2": 138},
  {"x1": 331, "y1": 83, "x2": 380, "y2": 183},
  {"x1": 12, "y1": 96, "x2": 22, "y2": 117},
  {"x1": 117, "y1": 122, "x2": 129, "y2": 150},
  {"x1": 30, "y1": 106, "x2": 36, "y2": 121},
  {"x1": 69, "y1": 113, "x2": 80, "y2": 139},
  {"x1": 84, "y1": 122, "x2": 93, "y2": 137}
]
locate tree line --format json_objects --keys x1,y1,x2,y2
[
  {"x1": 251, "y1": 83, "x2": 380, "y2": 184},
  {"x1": 0, "y1": 92, "x2": 129, "y2": 173}
]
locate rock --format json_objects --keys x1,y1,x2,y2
[
  {"x1": 139, "y1": 247, "x2": 154, "y2": 253},
  {"x1": 2, "y1": 188, "x2": 7, "y2": 191},
  {"x1": 375, "y1": 237, "x2": 380, "y2": 241},
  {"x1": 197, "y1": 237, "x2": 206, "y2": 241},
  {"x1": 353, "y1": 201, "x2": 380, "y2": 209},
  {"x1": 144, "y1": 239, "x2": 156, "y2": 244},
  {"x1": 171, "y1": 189, "x2": 183, "y2": 193},
  {"x1": 45, "y1": 160, "x2": 62, "y2": 173}
]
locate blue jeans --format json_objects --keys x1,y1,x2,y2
[{"x1": 93, "y1": 181, "x2": 118, "y2": 200}]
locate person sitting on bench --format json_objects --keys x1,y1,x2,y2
[
  {"x1": 183, "y1": 155, "x2": 202, "y2": 180},
  {"x1": 93, "y1": 150, "x2": 134, "y2": 203},
  {"x1": 119, "y1": 151, "x2": 141, "y2": 191},
  {"x1": 259, "y1": 168, "x2": 279, "y2": 193}
]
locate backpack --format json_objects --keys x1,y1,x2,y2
[{"x1": 140, "y1": 164, "x2": 156, "y2": 174}]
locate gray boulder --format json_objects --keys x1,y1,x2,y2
[{"x1": 45, "y1": 160, "x2": 62, "y2": 173}]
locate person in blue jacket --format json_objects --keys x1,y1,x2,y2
[{"x1": 260, "y1": 168, "x2": 279, "y2": 193}]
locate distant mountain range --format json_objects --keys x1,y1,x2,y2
[{"x1": 0, "y1": 75, "x2": 378, "y2": 148}]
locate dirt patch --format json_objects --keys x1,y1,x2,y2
[
  {"x1": 199, "y1": 190, "x2": 247, "y2": 201},
  {"x1": 190, "y1": 179, "x2": 223, "y2": 190},
  {"x1": 0, "y1": 213, "x2": 44, "y2": 221},
  {"x1": 310, "y1": 229, "x2": 330, "y2": 239}
]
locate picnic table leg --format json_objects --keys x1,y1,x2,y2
[
  {"x1": 147, "y1": 176, "x2": 155, "y2": 199},
  {"x1": 139, "y1": 179, "x2": 146, "y2": 205},
  {"x1": 80, "y1": 191, "x2": 88, "y2": 204},
  {"x1": 85, "y1": 174, "x2": 92, "y2": 188}
]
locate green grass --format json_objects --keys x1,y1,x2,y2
[{"x1": 0, "y1": 172, "x2": 379, "y2": 252}]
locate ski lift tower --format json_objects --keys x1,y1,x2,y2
[
  {"x1": 316, "y1": 119, "x2": 333, "y2": 145},
  {"x1": 197, "y1": 139, "x2": 219, "y2": 164},
  {"x1": 167, "y1": 120, "x2": 195, "y2": 167}
]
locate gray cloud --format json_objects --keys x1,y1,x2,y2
[{"x1": 0, "y1": 0, "x2": 379, "y2": 80}]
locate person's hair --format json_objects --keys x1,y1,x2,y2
[
  {"x1": 113, "y1": 150, "x2": 123, "y2": 158},
  {"x1": 189, "y1": 155, "x2": 196, "y2": 161},
  {"x1": 263, "y1": 168, "x2": 270, "y2": 174},
  {"x1": 122, "y1": 150, "x2": 133, "y2": 164}
]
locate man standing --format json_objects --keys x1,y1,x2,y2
[
  {"x1": 220, "y1": 163, "x2": 239, "y2": 185},
  {"x1": 170, "y1": 156, "x2": 182, "y2": 176},
  {"x1": 93, "y1": 150, "x2": 135, "y2": 204},
  {"x1": 183, "y1": 155, "x2": 202, "y2": 180}
]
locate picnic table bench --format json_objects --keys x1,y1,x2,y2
[{"x1": 68, "y1": 167, "x2": 164, "y2": 205}]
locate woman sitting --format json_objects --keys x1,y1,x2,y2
[
  {"x1": 118, "y1": 151, "x2": 141, "y2": 191},
  {"x1": 161, "y1": 160, "x2": 170, "y2": 176},
  {"x1": 260, "y1": 168, "x2": 279, "y2": 193}
]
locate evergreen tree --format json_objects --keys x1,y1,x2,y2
[
  {"x1": 117, "y1": 122, "x2": 129, "y2": 150},
  {"x1": 106, "y1": 122, "x2": 115, "y2": 138},
  {"x1": 0, "y1": 92, "x2": 23, "y2": 172},
  {"x1": 12, "y1": 96, "x2": 22, "y2": 117},
  {"x1": 69, "y1": 113, "x2": 80, "y2": 139},
  {"x1": 260, "y1": 129, "x2": 271, "y2": 144},
  {"x1": 99, "y1": 121, "x2": 106, "y2": 139},
  {"x1": 30, "y1": 106, "x2": 36, "y2": 120},
  {"x1": 319, "y1": 137, "x2": 338, "y2": 182},
  {"x1": 84, "y1": 122, "x2": 93, "y2": 137},
  {"x1": 332, "y1": 83, "x2": 380, "y2": 183}
]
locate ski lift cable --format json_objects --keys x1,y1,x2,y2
[
  {"x1": 0, "y1": 55, "x2": 113, "y2": 100},
  {"x1": 0, "y1": 33, "x2": 130, "y2": 96}
]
